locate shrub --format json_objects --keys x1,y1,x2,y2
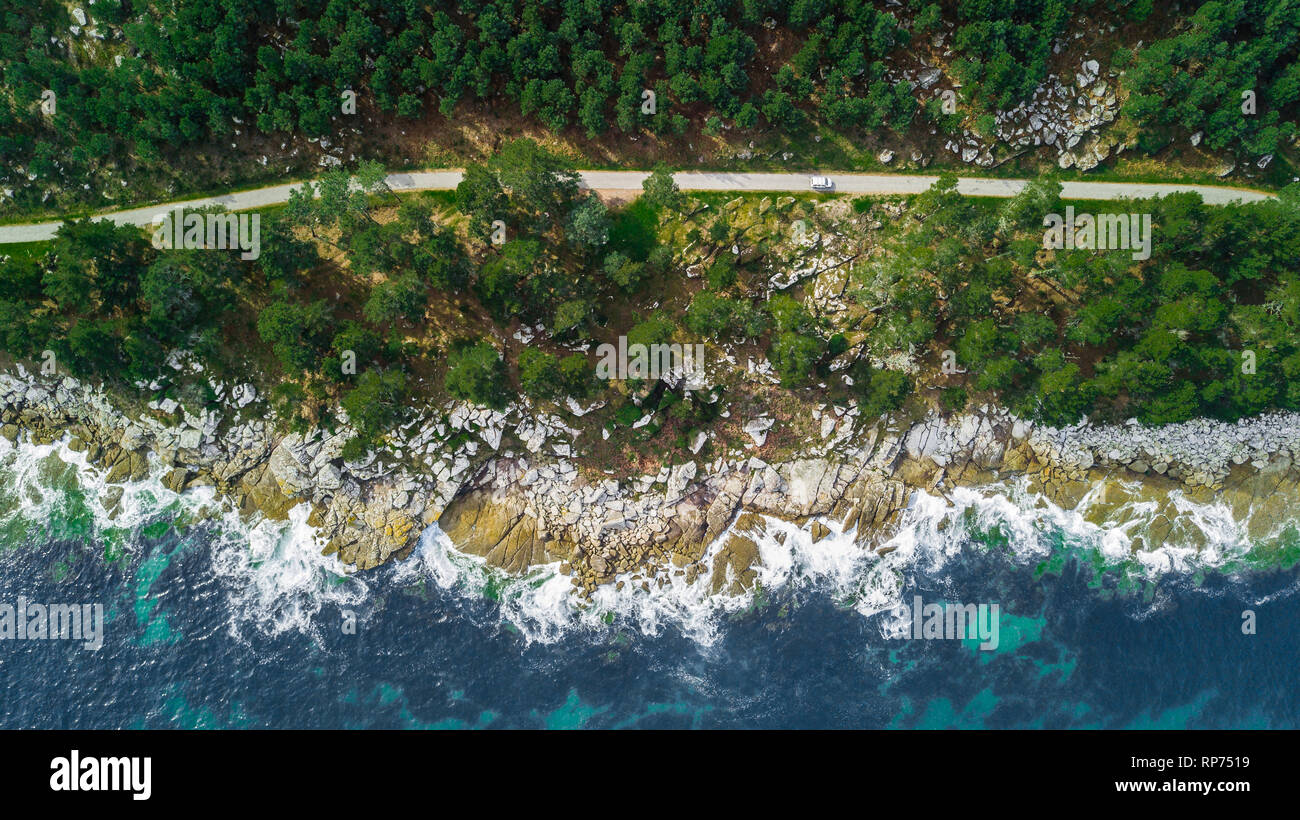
[{"x1": 445, "y1": 341, "x2": 507, "y2": 408}]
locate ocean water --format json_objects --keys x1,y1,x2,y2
[{"x1": 1, "y1": 436, "x2": 1297, "y2": 729}]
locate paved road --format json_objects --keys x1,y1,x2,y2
[{"x1": 0, "y1": 169, "x2": 1276, "y2": 244}]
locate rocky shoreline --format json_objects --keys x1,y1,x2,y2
[{"x1": 3, "y1": 367, "x2": 1299, "y2": 595}]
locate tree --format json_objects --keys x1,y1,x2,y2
[
  {"x1": 999, "y1": 177, "x2": 1062, "y2": 234},
  {"x1": 140, "y1": 250, "x2": 238, "y2": 343},
  {"x1": 642, "y1": 163, "x2": 683, "y2": 212},
  {"x1": 850, "y1": 362, "x2": 909, "y2": 419},
  {"x1": 518, "y1": 348, "x2": 560, "y2": 399},
  {"x1": 976, "y1": 356, "x2": 1024, "y2": 392},
  {"x1": 455, "y1": 163, "x2": 507, "y2": 241},
  {"x1": 257, "y1": 298, "x2": 332, "y2": 376},
  {"x1": 364, "y1": 272, "x2": 428, "y2": 324},
  {"x1": 259, "y1": 216, "x2": 319, "y2": 286},
  {"x1": 355, "y1": 159, "x2": 396, "y2": 203},
  {"x1": 1031, "y1": 349, "x2": 1093, "y2": 426},
  {"x1": 1013, "y1": 312, "x2": 1057, "y2": 352},
  {"x1": 768, "y1": 293, "x2": 814, "y2": 334},
  {"x1": 552, "y1": 298, "x2": 592, "y2": 335},
  {"x1": 685, "y1": 291, "x2": 738, "y2": 338},
  {"x1": 445, "y1": 340, "x2": 507, "y2": 408},
  {"x1": 66, "y1": 319, "x2": 123, "y2": 377},
  {"x1": 0, "y1": 299, "x2": 41, "y2": 357},
  {"x1": 44, "y1": 219, "x2": 149, "y2": 313},
  {"x1": 557, "y1": 353, "x2": 593, "y2": 397},
  {"x1": 706, "y1": 259, "x2": 737, "y2": 290},
  {"x1": 489, "y1": 138, "x2": 580, "y2": 229},
  {"x1": 957, "y1": 318, "x2": 1004, "y2": 370},
  {"x1": 415, "y1": 229, "x2": 471, "y2": 291},
  {"x1": 627, "y1": 313, "x2": 676, "y2": 349},
  {"x1": 342, "y1": 368, "x2": 410, "y2": 445},
  {"x1": 330, "y1": 321, "x2": 385, "y2": 374},
  {"x1": 566, "y1": 196, "x2": 611, "y2": 248},
  {"x1": 476, "y1": 239, "x2": 540, "y2": 320},
  {"x1": 769, "y1": 330, "x2": 823, "y2": 386},
  {"x1": 315, "y1": 167, "x2": 373, "y2": 230},
  {"x1": 603, "y1": 251, "x2": 645, "y2": 292},
  {"x1": 685, "y1": 291, "x2": 766, "y2": 339}
]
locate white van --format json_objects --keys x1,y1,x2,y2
[{"x1": 810, "y1": 176, "x2": 834, "y2": 190}]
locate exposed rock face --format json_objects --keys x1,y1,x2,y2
[
  {"x1": 437, "y1": 482, "x2": 563, "y2": 575},
  {"x1": 710, "y1": 518, "x2": 762, "y2": 595},
  {"x1": 934, "y1": 57, "x2": 1124, "y2": 172},
  {"x1": 430, "y1": 405, "x2": 1300, "y2": 590},
  {"x1": 0, "y1": 371, "x2": 452, "y2": 571},
  {"x1": 4, "y1": 369, "x2": 1299, "y2": 593}
]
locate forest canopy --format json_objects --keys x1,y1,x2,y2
[{"x1": 2, "y1": 0, "x2": 1296, "y2": 216}]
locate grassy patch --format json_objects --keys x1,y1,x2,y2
[
  {"x1": 607, "y1": 199, "x2": 659, "y2": 262},
  {"x1": 0, "y1": 241, "x2": 52, "y2": 263}
]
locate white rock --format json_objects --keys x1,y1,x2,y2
[{"x1": 743, "y1": 417, "x2": 774, "y2": 446}]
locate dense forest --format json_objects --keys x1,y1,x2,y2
[
  {"x1": 2, "y1": 0, "x2": 1298, "y2": 217},
  {"x1": 3, "y1": 138, "x2": 1300, "y2": 461},
  {"x1": 853, "y1": 175, "x2": 1300, "y2": 426}
]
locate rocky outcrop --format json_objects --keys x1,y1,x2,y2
[
  {"x1": 0, "y1": 370, "x2": 457, "y2": 570},
  {"x1": 4, "y1": 367, "x2": 1299, "y2": 593},
  {"x1": 932, "y1": 57, "x2": 1123, "y2": 170}
]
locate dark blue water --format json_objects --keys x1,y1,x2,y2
[{"x1": 2, "y1": 510, "x2": 1296, "y2": 729}]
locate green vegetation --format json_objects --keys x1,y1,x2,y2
[
  {"x1": 851, "y1": 173, "x2": 1300, "y2": 426},
  {"x1": 1121, "y1": 0, "x2": 1300, "y2": 157},
  {"x1": 4, "y1": 133, "x2": 1300, "y2": 463},
  {"x1": 3, "y1": 1, "x2": 1297, "y2": 219},
  {"x1": 518, "y1": 348, "x2": 593, "y2": 401},
  {"x1": 445, "y1": 341, "x2": 508, "y2": 409}
]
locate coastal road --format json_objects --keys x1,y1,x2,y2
[{"x1": 0, "y1": 169, "x2": 1276, "y2": 244}]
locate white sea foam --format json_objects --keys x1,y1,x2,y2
[
  {"x1": 1, "y1": 434, "x2": 1294, "y2": 648},
  {"x1": 207, "y1": 502, "x2": 367, "y2": 643},
  {"x1": 0, "y1": 434, "x2": 365, "y2": 644},
  {"x1": 398, "y1": 474, "x2": 1295, "y2": 647},
  {"x1": 0, "y1": 434, "x2": 202, "y2": 539}
]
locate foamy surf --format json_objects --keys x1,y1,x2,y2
[
  {"x1": 2, "y1": 432, "x2": 1296, "y2": 649},
  {"x1": 207, "y1": 503, "x2": 368, "y2": 644},
  {"x1": 0, "y1": 434, "x2": 207, "y2": 544},
  {"x1": 0, "y1": 434, "x2": 365, "y2": 645},
  {"x1": 400, "y1": 475, "x2": 1299, "y2": 647}
]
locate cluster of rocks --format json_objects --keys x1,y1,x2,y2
[
  {"x1": 3, "y1": 358, "x2": 1299, "y2": 596},
  {"x1": 434, "y1": 400, "x2": 1300, "y2": 595},
  {"x1": 1033, "y1": 413, "x2": 1300, "y2": 491},
  {"x1": 0, "y1": 369, "x2": 459, "y2": 570},
  {"x1": 67, "y1": 7, "x2": 105, "y2": 40},
  {"x1": 438, "y1": 432, "x2": 912, "y2": 597},
  {"x1": 1009, "y1": 60, "x2": 1123, "y2": 171},
  {"x1": 870, "y1": 22, "x2": 1139, "y2": 174},
  {"x1": 933, "y1": 57, "x2": 1123, "y2": 171}
]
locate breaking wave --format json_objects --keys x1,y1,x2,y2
[
  {"x1": 399, "y1": 475, "x2": 1300, "y2": 646},
  {"x1": 2, "y1": 433, "x2": 1296, "y2": 648},
  {"x1": 0, "y1": 434, "x2": 365, "y2": 644}
]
